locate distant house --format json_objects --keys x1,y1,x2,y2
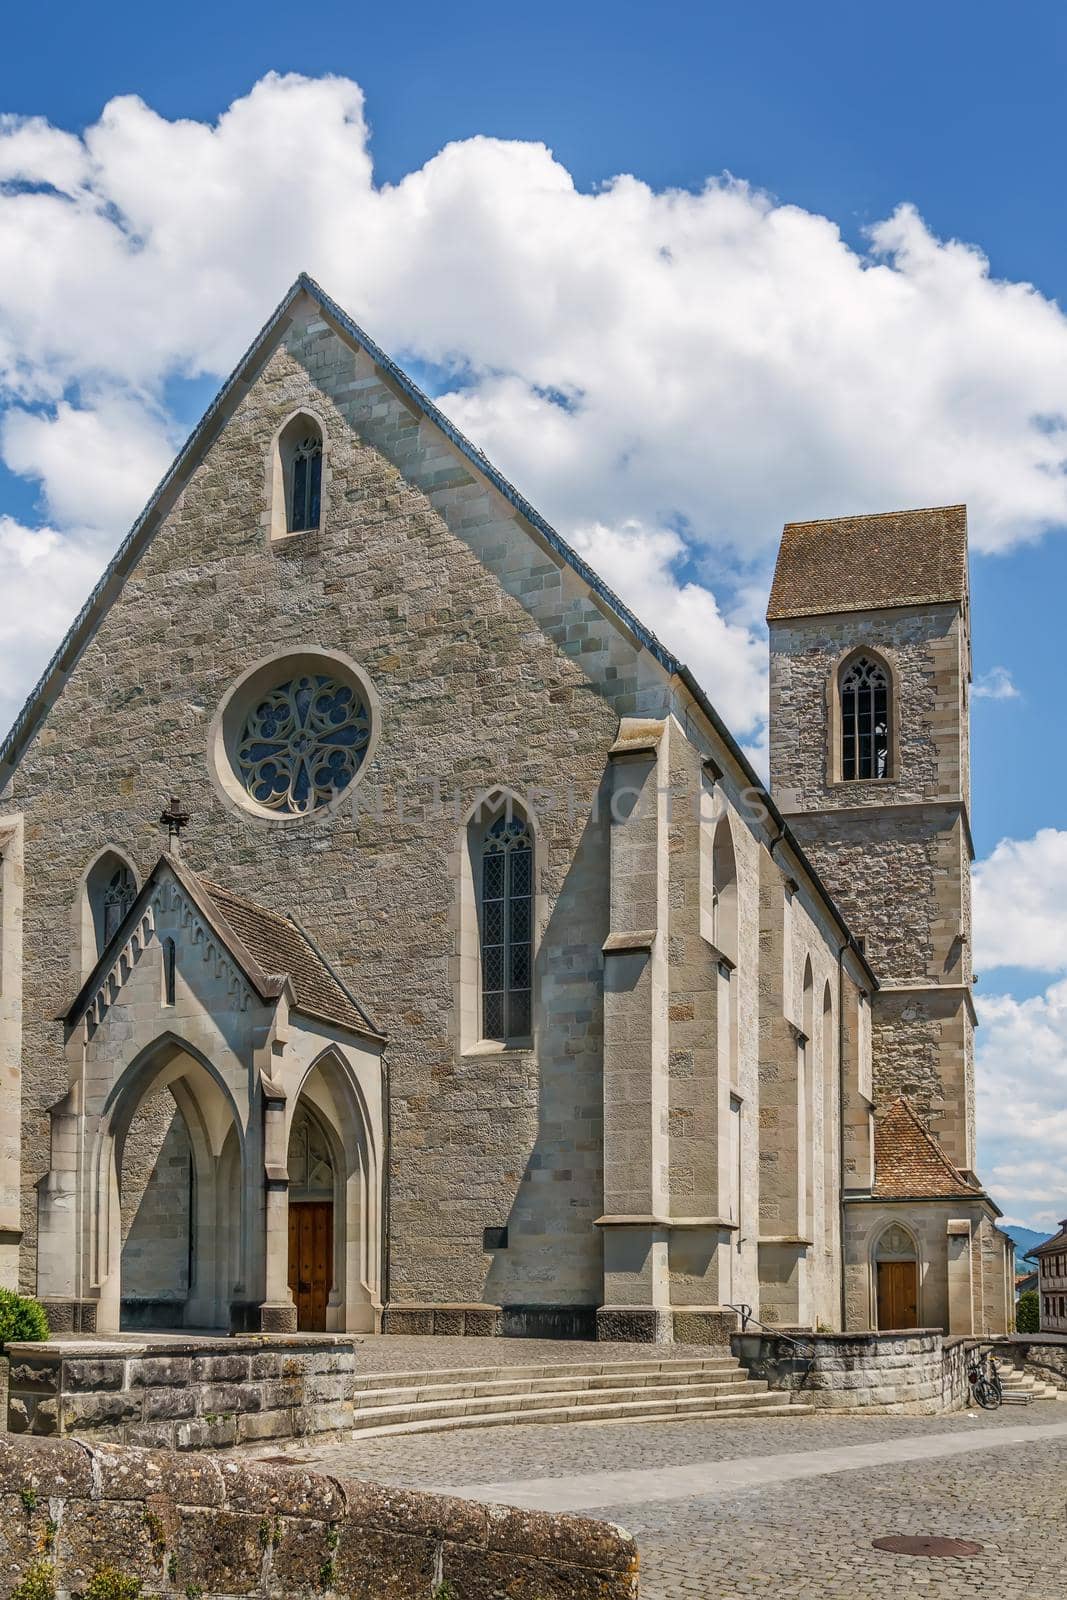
[
  {"x1": 1016, "y1": 1268, "x2": 1038, "y2": 1299},
  {"x1": 1034, "y1": 1223, "x2": 1067, "y2": 1332}
]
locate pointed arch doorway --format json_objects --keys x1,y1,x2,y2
[
  {"x1": 283, "y1": 1050, "x2": 381, "y2": 1333},
  {"x1": 875, "y1": 1223, "x2": 920, "y2": 1330},
  {"x1": 287, "y1": 1101, "x2": 336, "y2": 1330}
]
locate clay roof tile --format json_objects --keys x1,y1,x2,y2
[
  {"x1": 872, "y1": 1096, "x2": 979, "y2": 1200},
  {"x1": 767, "y1": 505, "x2": 968, "y2": 621}
]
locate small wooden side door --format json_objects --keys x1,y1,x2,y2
[
  {"x1": 288, "y1": 1202, "x2": 333, "y2": 1331},
  {"x1": 876, "y1": 1260, "x2": 919, "y2": 1330}
]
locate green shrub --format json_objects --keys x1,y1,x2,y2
[
  {"x1": 1016, "y1": 1289, "x2": 1040, "y2": 1333},
  {"x1": 0, "y1": 1288, "x2": 50, "y2": 1345},
  {"x1": 83, "y1": 1567, "x2": 142, "y2": 1600},
  {"x1": 10, "y1": 1561, "x2": 55, "y2": 1600}
]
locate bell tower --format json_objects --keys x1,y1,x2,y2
[{"x1": 766, "y1": 505, "x2": 976, "y2": 1175}]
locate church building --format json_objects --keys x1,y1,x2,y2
[{"x1": 0, "y1": 277, "x2": 1013, "y2": 1341}]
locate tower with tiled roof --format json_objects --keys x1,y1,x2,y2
[
  {"x1": 767, "y1": 505, "x2": 975, "y2": 1176},
  {"x1": 768, "y1": 508, "x2": 1010, "y2": 1334}
]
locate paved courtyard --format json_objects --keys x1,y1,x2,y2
[{"x1": 244, "y1": 1374, "x2": 1067, "y2": 1598}]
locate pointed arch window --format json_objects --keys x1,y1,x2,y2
[
  {"x1": 480, "y1": 813, "x2": 533, "y2": 1042},
  {"x1": 840, "y1": 655, "x2": 889, "y2": 780},
  {"x1": 289, "y1": 431, "x2": 322, "y2": 533},
  {"x1": 271, "y1": 413, "x2": 324, "y2": 539}
]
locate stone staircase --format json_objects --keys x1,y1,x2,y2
[
  {"x1": 999, "y1": 1366, "x2": 1065, "y2": 1404},
  {"x1": 344, "y1": 1353, "x2": 808, "y2": 1438}
]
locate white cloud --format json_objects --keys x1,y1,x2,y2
[
  {"x1": 974, "y1": 828, "x2": 1067, "y2": 973},
  {"x1": 2, "y1": 396, "x2": 175, "y2": 531},
  {"x1": 972, "y1": 666, "x2": 1020, "y2": 701},
  {"x1": 3, "y1": 72, "x2": 1067, "y2": 742},
  {"x1": 977, "y1": 980, "x2": 1067, "y2": 1228},
  {"x1": 0, "y1": 517, "x2": 108, "y2": 739},
  {"x1": 569, "y1": 520, "x2": 768, "y2": 734}
]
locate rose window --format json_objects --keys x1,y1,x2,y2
[{"x1": 236, "y1": 674, "x2": 371, "y2": 815}]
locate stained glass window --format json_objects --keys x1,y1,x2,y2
[
  {"x1": 289, "y1": 434, "x2": 322, "y2": 532},
  {"x1": 481, "y1": 813, "x2": 533, "y2": 1041},
  {"x1": 102, "y1": 866, "x2": 136, "y2": 947},
  {"x1": 841, "y1": 655, "x2": 889, "y2": 780},
  {"x1": 237, "y1": 674, "x2": 371, "y2": 815}
]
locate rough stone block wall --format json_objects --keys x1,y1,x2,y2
[
  {"x1": 0, "y1": 1432, "x2": 638, "y2": 1600},
  {"x1": 733, "y1": 1329, "x2": 964, "y2": 1413},
  {"x1": 6, "y1": 1336, "x2": 363, "y2": 1451},
  {"x1": 768, "y1": 604, "x2": 964, "y2": 813},
  {"x1": 5, "y1": 297, "x2": 643, "y2": 1311},
  {"x1": 119, "y1": 1086, "x2": 191, "y2": 1312}
]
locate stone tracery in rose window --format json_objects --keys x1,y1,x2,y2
[{"x1": 236, "y1": 674, "x2": 371, "y2": 815}]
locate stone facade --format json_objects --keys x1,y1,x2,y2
[
  {"x1": 767, "y1": 514, "x2": 1011, "y2": 1339},
  {"x1": 0, "y1": 279, "x2": 1011, "y2": 1341},
  {"x1": 0, "y1": 1431, "x2": 637, "y2": 1600}
]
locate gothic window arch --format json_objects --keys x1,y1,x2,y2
[
  {"x1": 83, "y1": 851, "x2": 138, "y2": 966},
  {"x1": 711, "y1": 815, "x2": 738, "y2": 965},
  {"x1": 479, "y1": 807, "x2": 534, "y2": 1043},
  {"x1": 839, "y1": 652, "x2": 891, "y2": 781},
  {"x1": 270, "y1": 412, "x2": 325, "y2": 540}
]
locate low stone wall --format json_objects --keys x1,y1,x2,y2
[
  {"x1": 993, "y1": 1333, "x2": 1067, "y2": 1389},
  {"x1": 732, "y1": 1329, "x2": 969, "y2": 1413},
  {"x1": 6, "y1": 1335, "x2": 361, "y2": 1449},
  {"x1": 0, "y1": 1433, "x2": 639, "y2": 1600},
  {"x1": 597, "y1": 1308, "x2": 737, "y2": 1345},
  {"x1": 381, "y1": 1303, "x2": 502, "y2": 1336}
]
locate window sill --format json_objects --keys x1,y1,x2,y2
[{"x1": 462, "y1": 1037, "x2": 534, "y2": 1058}]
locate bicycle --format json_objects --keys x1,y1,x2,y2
[{"x1": 967, "y1": 1347, "x2": 1003, "y2": 1409}]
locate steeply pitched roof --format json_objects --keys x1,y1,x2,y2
[
  {"x1": 67, "y1": 853, "x2": 381, "y2": 1040},
  {"x1": 196, "y1": 875, "x2": 378, "y2": 1038},
  {"x1": 767, "y1": 505, "x2": 969, "y2": 621},
  {"x1": 872, "y1": 1096, "x2": 980, "y2": 1200}
]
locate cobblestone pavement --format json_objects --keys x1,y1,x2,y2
[{"x1": 249, "y1": 1401, "x2": 1067, "y2": 1598}]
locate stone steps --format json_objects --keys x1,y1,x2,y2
[
  {"x1": 350, "y1": 1355, "x2": 741, "y2": 1393},
  {"x1": 352, "y1": 1363, "x2": 749, "y2": 1409},
  {"x1": 347, "y1": 1399, "x2": 810, "y2": 1439},
  {"x1": 339, "y1": 1353, "x2": 803, "y2": 1439},
  {"x1": 1001, "y1": 1369, "x2": 1063, "y2": 1402}
]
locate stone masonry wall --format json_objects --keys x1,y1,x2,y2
[
  {"x1": 768, "y1": 603, "x2": 966, "y2": 813},
  {"x1": 119, "y1": 1087, "x2": 192, "y2": 1315},
  {"x1": 733, "y1": 1329, "x2": 969, "y2": 1413},
  {"x1": 5, "y1": 296, "x2": 644, "y2": 1311},
  {"x1": 6, "y1": 1336, "x2": 359, "y2": 1451},
  {"x1": 0, "y1": 1432, "x2": 638, "y2": 1600}
]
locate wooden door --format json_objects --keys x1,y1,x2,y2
[
  {"x1": 288, "y1": 1202, "x2": 333, "y2": 1331},
  {"x1": 876, "y1": 1260, "x2": 918, "y2": 1329}
]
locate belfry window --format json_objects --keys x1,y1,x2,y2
[
  {"x1": 480, "y1": 813, "x2": 533, "y2": 1041},
  {"x1": 289, "y1": 431, "x2": 322, "y2": 532},
  {"x1": 840, "y1": 655, "x2": 889, "y2": 780}
]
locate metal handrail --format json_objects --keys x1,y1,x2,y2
[{"x1": 725, "y1": 1304, "x2": 817, "y2": 1389}]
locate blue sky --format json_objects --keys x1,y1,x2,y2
[{"x1": 2, "y1": 0, "x2": 1067, "y2": 1224}]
